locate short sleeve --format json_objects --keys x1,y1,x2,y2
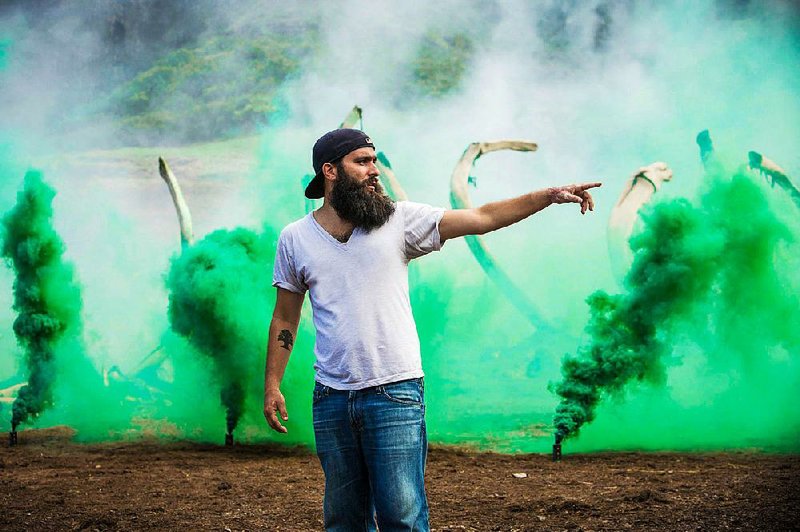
[
  {"x1": 401, "y1": 201, "x2": 446, "y2": 260},
  {"x1": 272, "y1": 229, "x2": 307, "y2": 294}
]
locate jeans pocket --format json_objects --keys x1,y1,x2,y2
[
  {"x1": 312, "y1": 383, "x2": 328, "y2": 405},
  {"x1": 380, "y1": 378, "x2": 424, "y2": 406}
]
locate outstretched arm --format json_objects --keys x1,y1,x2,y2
[
  {"x1": 439, "y1": 182, "x2": 601, "y2": 243},
  {"x1": 264, "y1": 287, "x2": 305, "y2": 433}
]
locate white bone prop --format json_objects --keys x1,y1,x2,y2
[
  {"x1": 340, "y1": 105, "x2": 407, "y2": 201},
  {"x1": 305, "y1": 106, "x2": 408, "y2": 213},
  {"x1": 375, "y1": 154, "x2": 408, "y2": 202},
  {"x1": 158, "y1": 157, "x2": 194, "y2": 249},
  {"x1": 607, "y1": 162, "x2": 673, "y2": 285},
  {"x1": 88, "y1": 158, "x2": 192, "y2": 401},
  {"x1": 121, "y1": 157, "x2": 196, "y2": 395},
  {"x1": 748, "y1": 151, "x2": 800, "y2": 209},
  {"x1": 0, "y1": 381, "x2": 26, "y2": 404},
  {"x1": 339, "y1": 105, "x2": 363, "y2": 129},
  {"x1": 449, "y1": 140, "x2": 552, "y2": 332}
]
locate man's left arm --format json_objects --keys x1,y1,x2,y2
[{"x1": 439, "y1": 182, "x2": 601, "y2": 243}]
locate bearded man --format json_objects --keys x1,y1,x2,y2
[{"x1": 265, "y1": 128, "x2": 600, "y2": 531}]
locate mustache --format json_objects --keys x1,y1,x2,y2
[
  {"x1": 330, "y1": 169, "x2": 395, "y2": 232},
  {"x1": 361, "y1": 177, "x2": 381, "y2": 190}
]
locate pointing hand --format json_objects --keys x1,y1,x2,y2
[{"x1": 548, "y1": 182, "x2": 602, "y2": 214}]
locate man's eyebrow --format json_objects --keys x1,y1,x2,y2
[{"x1": 354, "y1": 155, "x2": 378, "y2": 163}]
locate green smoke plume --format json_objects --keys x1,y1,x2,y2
[
  {"x1": 0, "y1": 1, "x2": 797, "y2": 451},
  {"x1": 553, "y1": 169, "x2": 799, "y2": 441},
  {"x1": 1, "y1": 170, "x2": 83, "y2": 430},
  {"x1": 166, "y1": 227, "x2": 277, "y2": 436},
  {"x1": 0, "y1": 40, "x2": 9, "y2": 71}
]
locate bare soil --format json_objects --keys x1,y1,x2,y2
[{"x1": 1, "y1": 427, "x2": 797, "y2": 531}]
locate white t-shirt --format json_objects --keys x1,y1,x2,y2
[{"x1": 273, "y1": 201, "x2": 445, "y2": 390}]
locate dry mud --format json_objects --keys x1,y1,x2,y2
[{"x1": 1, "y1": 427, "x2": 798, "y2": 531}]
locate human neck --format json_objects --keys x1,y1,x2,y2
[{"x1": 313, "y1": 202, "x2": 355, "y2": 243}]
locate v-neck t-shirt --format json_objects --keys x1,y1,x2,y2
[{"x1": 272, "y1": 201, "x2": 445, "y2": 390}]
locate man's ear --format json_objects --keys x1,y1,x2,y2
[{"x1": 322, "y1": 162, "x2": 337, "y2": 181}]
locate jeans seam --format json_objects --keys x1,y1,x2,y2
[
  {"x1": 379, "y1": 380, "x2": 424, "y2": 406},
  {"x1": 380, "y1": 395, "x2": 423, "y2": 406}
]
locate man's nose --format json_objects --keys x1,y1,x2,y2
[{"x1": 367, "y1": 161, "x2": 380, "y2": 177}]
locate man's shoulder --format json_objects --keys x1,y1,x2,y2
[
  {"x1": 394, "y1": 200, "x2": 437, "y2": 216},
  {"x1": 279, "y1": 214, "x2": 313, "y2": 239},
  {"x1": 396, "y1": 200, "x2": 434, "y2": 210},
  {"x1": 394, "y1": 200, "x2": 446, "y2": 222}
]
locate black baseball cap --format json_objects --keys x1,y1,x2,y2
[{"x1": 305, "y1": 128, "x2": 375, "y2": 199}]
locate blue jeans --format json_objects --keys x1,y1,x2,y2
[{"x1": 312, "y1": 378, "x2": 429, "y2": 532}]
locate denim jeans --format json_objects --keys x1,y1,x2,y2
[{"x1": 312, "y1": 377, "x2": 430, "y2": 532}]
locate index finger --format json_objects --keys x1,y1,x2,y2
[
  {"x1": 264, "y1": 402, "x2": 286, "y2": 432},
  {"x1": 577, "y1": 182, "x2": 602, "y2": 191},
  {"x1": 265, "y1": 407, "x2": 288, "y2": 433}
]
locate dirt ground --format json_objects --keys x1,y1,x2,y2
[{"x1": 1, "y1": 427, "x2": 797, "y2": 531}]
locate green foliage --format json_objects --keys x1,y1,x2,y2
[
  {"x1": 112, "y1": 32, "x2": 316, "y2": 142},
  {"x1": 411, "y1": 32, "x2": 474, "y2": 97}
]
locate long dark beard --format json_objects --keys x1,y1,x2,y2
[{"x1": 330, "y1": 163, "x2": 395, "y2": 231}]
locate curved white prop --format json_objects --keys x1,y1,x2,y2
[
  {"x1": 158, "y1": 157, "x2": 194, "y2": 249},
  {"x1": 304, "y1": 106, "x2": 408, "y2": 213},
  {"x1": 607, "y1": 162, "x2": 673, "y2": 285},
  {"x1": 449, "y1": 140, "x2": 553, "y2": 331},
  {"x1": 0, "y1": 381, "x2": 25, "y2": 405},
  {"x1": 749, "y1": 151, "x2": 800, "y2": 209}
]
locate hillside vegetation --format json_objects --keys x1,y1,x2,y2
[
  {"x1": 108, "y1": 29, "x2": 474, "y2": 144},
  {"x1": 111, "y1": 33, "x2": 317, "y2": 143}
]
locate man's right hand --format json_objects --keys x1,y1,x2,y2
[
  {"x1": 264, "y1": 388, "x2": 289, "y2": 433},
  {"x1": 548, "y1": 182, "x2": 602, "y2": 214}
]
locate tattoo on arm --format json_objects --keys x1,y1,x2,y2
[{"x1": 277, "y1": 329, "x2": 294, "y2": 351}]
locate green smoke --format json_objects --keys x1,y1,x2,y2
[
  {"x1": 165, "y1": 227, "x2": 277, "y2": 436},
  {"x1": 0, "y1": 1, "x2": 797, "y2": 452},
  {"x1": 553, "y1": 168, "x2": 799, "y2": 441},
  {"x1": 1, "y1": 171, "x2": 83, "y2": 430},
  {"x1": 0, "y1": 39, "x2": 9, "y2": 71}
]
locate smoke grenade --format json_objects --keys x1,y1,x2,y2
[
  {"x1": 552, "y1": 168, "x2": 799, "y2": 442},
  {"x1": 166, "y1": 227, "x2": 275, "y2": 441},
  {"x1": 1, "y1": 171, "x2": 83, "y2": 432},
  {"x1": 552, "y1": 433, "x2": 562, "y2": 461}
]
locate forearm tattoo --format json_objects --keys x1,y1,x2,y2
[{"x1": 277, "y1": 329, "x2": 294, "y2": 351}]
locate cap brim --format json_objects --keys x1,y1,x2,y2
[{"x1": 304, "y1": 173, "x2": 325, "y2": 199}]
